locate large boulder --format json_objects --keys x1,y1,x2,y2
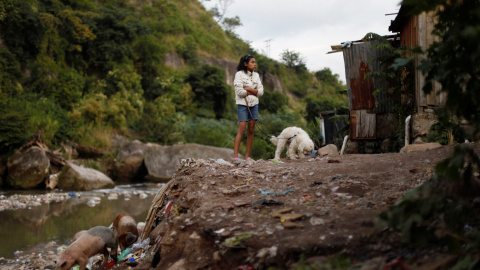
[
  {"x1": 115, "y1": 140, "x2": 150, "y2": 181},
  {"x1": 6, "y1": 146, "x2": 50, "y2": 189},
  {"x1": 144, "y1": 144, "x2": 235, "y2": 180},
  {"x1": 58, "y1": 162, "x2": 115, "y2": 191}
]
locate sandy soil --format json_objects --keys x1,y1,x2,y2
[{"x1": 3, "y1": 142, "x2": 480, "y2": 270}]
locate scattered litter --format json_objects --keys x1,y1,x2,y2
[
  {"x1": 301, "y1": 194, "x2": 313, "y2": 203},
  {"x1": 107, "y1": 193, "x2": 118, "y2": 200},
  {"x1": 256, "y1": 246, "x2": 278, "y2": 259},
  {"x1": 260, "y1": 188, "x2": 276, "y2": 196},
  {"x1": 278, "y1": 189, "x2": 294, "y2": 195},
  {"x1": 126, "y1": 257, "x2": 138, "y2": 267},
  {"x1": 309, "y1": 181, "x2": 322, "y2": 187},
  {"x1": 234, "y1": 182, "x2": 246, "y2": 186},
  {"x1": 280, "y1": 213, "x2": 305, "y2": 222},
  {"x1": 214, "y1": 228, "x2": 225, "y2": 234},
  {"x1": 216, "y1": 158, "x2": 234, "y2": 166},
  {"x1": 271, "y1": 208, "x2": 293, "y2": 217},
  {"x1": 180, "y1": 158, "x2": 196, "y2": 167},
  {"x1": 86, "y1": 199, "x2": 97, "y2": 207},
  {"x1": 282, "y1": 221, "x2": 304, "y2": 229},
  {"x1": 131, "y1": 237, "x2": 150, "y2": 252},
  {"x1": 224, "y1": 232, "x2": 253, "y2": 248},
  {"x1": 233, "y1": 199, "x2": 252, "y2": 207},
  {"x1": 221, "y1": 188, "x2": 232, "y2": 194},
  {"x1": 328, "y1": 159, "x2": 341, "y2": 163},
  {"x1": 189, "y1": 232, "x2": 201, "y2": 239},
  {"x1": 251, "y1": 198, "x2": 284, "y2": 209},
  {"x1": 310, "y1": 217, "x2": 326, "y2": 226},
  {"x1": 117, "y1": 248, "x2": 132, "y2": 262},
  {"x1": 164, "y1": 201, "x2": 173, "y2": 217}
]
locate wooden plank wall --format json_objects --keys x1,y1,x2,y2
[{"x1": 416, "y1": 11, "x2": 445, "y2": 109}]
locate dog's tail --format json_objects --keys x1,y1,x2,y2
[{"x1": 270, "y1": 136, "x2": 278, "y2": 145}]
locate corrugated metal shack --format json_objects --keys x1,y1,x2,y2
[{"x1": 329, "y1": 40, "x2": 397, "y2": 143}]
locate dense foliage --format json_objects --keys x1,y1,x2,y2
[
  {"x1": 0, "y1": 0, "x2": 347, "y2": 160},
  {"x1": 379, "y1": 0, "x2": 480, "y2": 267}
]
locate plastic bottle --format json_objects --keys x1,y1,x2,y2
[
  {"x1": 131, "y1": 237, "x2": 150, "y2": 251},
  {"x1": 117, "y1": 247, "x2": 132, "y2": 262}
]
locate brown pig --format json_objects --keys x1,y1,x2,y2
[
  {"x1": 56, "y1": 226, "x2": 116, "y2": 270},
  {"x1": 113, "y1": 212, "x2": 139, "y2": 251}
]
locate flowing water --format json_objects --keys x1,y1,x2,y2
[{"x1": 0, "y1": 183, "x2": 162, "y2": 259}]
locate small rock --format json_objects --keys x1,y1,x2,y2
[{"x1": 189, "y1": 232, "x2": 201, "y2": 239}]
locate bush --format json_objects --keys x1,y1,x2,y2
[
  {"x1": 425, "y1": 121, "x2": 465, "y2": 145},
  {"x1": 260, "y1": 89, "x2": 288, "y2": 114},
  {"x1": 0, "y1": 45, "x2": 23, "y2": 97},
  {"x1": 131, "y1": 100, "x2": 182, "y2": 145},
  {"x1": 0, "y1": 1, "x2": 45, "y2": 63},
  {"x1": 179, "y1": 116, "x2": 237, "y2": 148},
  {"x1": 0, "y1": 99, "x2": 29, "y2": 153}
]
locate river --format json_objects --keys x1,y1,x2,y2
[{"x1": 0, "y1": 183, "x2": 162, "y2": 259}]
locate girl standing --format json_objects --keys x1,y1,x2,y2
[{"x1": 233, "y1": 54, "x2": 264, "y2": 161}]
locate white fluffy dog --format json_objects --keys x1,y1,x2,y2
[{"x1": 270, "y1": 126, "x2": 315, "y2": 160}]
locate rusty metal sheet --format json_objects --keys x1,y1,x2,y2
[{"x1": 343, "y1": 41, "x2": 395, "y2": 114}]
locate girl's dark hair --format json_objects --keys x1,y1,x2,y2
[{"x1": 237, "y1": 54, "x2": 254, "y2": 72}]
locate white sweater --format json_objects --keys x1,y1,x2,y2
[{"x1": 233, "y1": 70, "x2": 264, "y2": 107}]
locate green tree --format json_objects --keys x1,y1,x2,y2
[
  {"x1": 222, "y1": 15, "x2": 242, "y2": 33},
  {"x1": 0, "y1": 0, "x2": 45, "y2": 64},
  {"x1": 315, "y1": 68, "x2": 340, "y2": 86},
  {"x1": 280, "y1": 49, "x2": 306, "y2": 70},
  {"x1": 185, "y1": 64, "x2": 232, "y2": 119},
  {"x1": 82, "y1": 6, "x2": 150, "y2": 73}
]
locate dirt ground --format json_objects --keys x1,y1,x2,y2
[
  {"x1": 3, "y1": 143, "x2": 479, "y2": 270},
  {"x1": 110, "y1": 142, "x2": 480, "y2": 270}
]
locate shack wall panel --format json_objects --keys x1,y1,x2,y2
[
  {"x1": 343, "y1": 41, "x2": 395, "y2": 115},
  {"x1": 415, "y1": 11, "x2": 445, "y2": 108},
  {"x1": 350, "y1": 109, "x2": 376, "y2": 139},
  {"x1": 350, "y1": 110, "x2": 357, "y2": 140}
]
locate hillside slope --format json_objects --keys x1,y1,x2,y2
[{"x1": 0, "y1": 0, "x2": 347, "y2": 161}]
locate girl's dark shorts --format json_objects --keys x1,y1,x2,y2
[{"x1": 237, "y1": 104, "x2": 258, "y2": 124}]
